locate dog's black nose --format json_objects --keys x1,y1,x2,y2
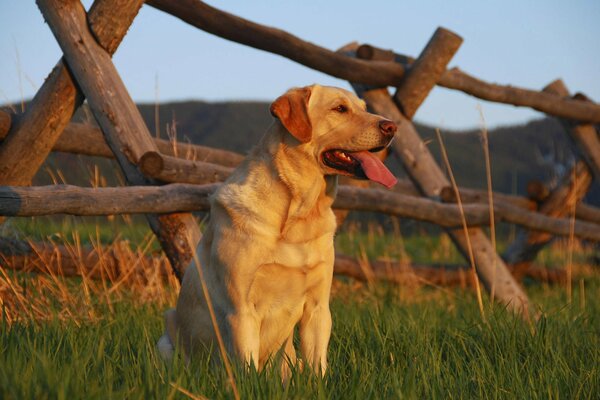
[{"x1": 379, "y1": 119, "x2": 397, "y2": 138}]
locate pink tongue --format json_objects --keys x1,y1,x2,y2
[{"x1": 352, "y1": 151, "x2": 397, "y2": 189}]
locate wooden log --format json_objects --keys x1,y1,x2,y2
[
  {"x1": 37, "y1": 0, "x2": 200, "y2": 281},
  {"x1": 440, "y1": 185, "x2": 536, "y2": 210},
  {"x1": 505, "y1": 162, "x2": 592, "y2": 264},
  {"x1": 393, "y1": 28, "x2": 463, "y2": 118},
  {"x1": 335, "y1": 186, "x2": 600, "y2": 242},
  {"x1": 350, "y1": 43, "x2": 531, "y2": 315},
  {"x1": 440, "y1": 184, "x2": 600, "y2": 225},
  {"x1": 575, "y1": 203, "x2": 600, "y2": 225},
  {"x1": 146, "y1": 0, "x2": 600, "y2": 123},
  {"x1": 0, "y1": 237, "x2": 172, "y2": 282},
  {"x1": 503, "y1": 80, "x2": 594, "y2": 265},
  {"x1": 0, "y1": 116, "x2": 245, "y2": 168},
  {"x1": 0, "y1": 183, "x2": 214, "y2": 216},
  {"x1": 0, "y1": 0, "x2": 144, "y2": 186},
  {"x1": 139, "y1": 151, "x2": 233, "y2": 184},
  {"x1": 2, "y1": 184, "x2": 600, "y2": 241},
  {"x1": 333, "y1": 254, "x2": 566, "y2": 287},
  {"x1": 526, "y1": 180, "x2": 551, "y2": 202},
  {"x1": 0, "y1": 237, "x2": 568, "y2": 287},
  {"x1": 0, "y1": 111, "x2": 11, "y2": 135},
  {"x1": 546, "y1": 80, "x2": 600, "y2": 180}
]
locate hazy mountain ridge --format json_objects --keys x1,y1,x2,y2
[{"x1": 35, "y1": 100, "x2": 599, "y2": 205}]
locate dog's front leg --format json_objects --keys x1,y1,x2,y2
[
  {"x1": 227, "y1": 308, "x2": 260, "y2": 369},
  {"x1": 299, "y1": 302, "x2": 332, "y2": 376}
]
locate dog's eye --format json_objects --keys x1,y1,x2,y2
[{"x1": 333, "y1": 104, "x2": 348, "y2": 113}]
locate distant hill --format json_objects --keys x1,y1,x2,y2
[{"x1": 35, "y1": 100, "x2": 599, "y2": 206}]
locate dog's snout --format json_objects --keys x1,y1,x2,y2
[{"x1": 378, "y1": 120, "x2": 397, "y2": 138}]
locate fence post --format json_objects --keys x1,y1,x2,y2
[
  {"x1": 0, "y1": 0, "x2": 144, "y2": 186},
  {"x1": 345, "y1": 36, "x2": 531, "y2": 316},
  {"x1": 504, "y1": 80, "x2": 595, "y2": 265},
  {"x1": 37, "y1": 0, "x2": 200, "y2": 281}
]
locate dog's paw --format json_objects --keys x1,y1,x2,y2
[{"x1": 157, "y1": 334, "x2": 174, "y2": 361}]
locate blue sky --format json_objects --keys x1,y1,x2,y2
[{"x1": 1, "y1": 0, "x2": 599, "y2": 129}]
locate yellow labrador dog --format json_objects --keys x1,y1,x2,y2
[{"x1": 158, "y1": 84, "x2": 397, "y2": 376}]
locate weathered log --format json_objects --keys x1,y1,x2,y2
[
  {"x1": 350, "y1": 42, "x2": 531, "y2": 315},
  {"x1": 0, "y1": 0, "x2": 144, "y2": 186},
  {"x1": 0, "y1": 184, "x2": 214, "y2": 216},
  {"x1": 38, "y1": 0, "x2": 200, "y2": 281},
  {"x1": 146, "y1": 0, "x2": 600, "y2": 123},
  {"x1": 2, "y1": 184, "x2": 600, "y2": 242},
  {"x1": 335, "y1": 186, "x2": 600, "y2": 242},
  {"x1": 440, "y1": 184, "x2": 600, "y2": 225},
  {"x1": 526, "y1": 180, "x2": 551, "y2": 202},
  {"x1": 393, "y1": 28, "x2": 463, "y2": 118},
  {"x1": 333, "y1": 254, "x2": 566, "y2": 287},
  {"x1": 504, "y1": 81, "x2": 594, "y2": 265},
  {"x1": 0, "y1": 237, "x2": 567, "y2": 287},
  {"x1": 0, "y1": 237, "x2": 172, "y2": 282},
  {"x1": 546, "y1": 80, "x2": 600, "y2": 180},
  {"x1": 505, "y1": 162, "x2": 592, "y2": 264},
  {"x1": 139, "y1": 151, "x2": 233, "y2": 184},
  {"x1": 0, "y1": 117, "x2": 246, "y2": 168},
  {"x1": 0, "y1": 111, "x2": 11, "y2": 135},
  {"x1": 440, "y1": 185, "x2": 536, "y2": 210}
]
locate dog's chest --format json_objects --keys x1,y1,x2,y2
[{"x1": 270, "y1": 211, "x2": 336, "y2": 269}]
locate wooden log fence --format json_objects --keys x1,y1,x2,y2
[
  {"x1": 0, "y1": 237, "x2": 567, "y2": 288},
  {"x1": 146, "y1": 0, "x2": 600, "y2": 124},
  {"x1": 0, "y1": 0, "x2": 144, "y2": 186},
  {"x1": 0, "y1": 117, "x2": 244, "y2": 168},
  {"x1": 504, "y1": 81, "x2": 595, "y2": 265},
  {"x1": 2, "y1": 184, "x2": 599, "y2": 242},
  {"x1": 36, "y1": 0, "x2": 200, "y2": 281},
  {"x1": 349, "y1": 41, "x2": 533, "y2": 313},
  {"x1": 0, "y1": 0, "x2": 597, "y2": 314}
]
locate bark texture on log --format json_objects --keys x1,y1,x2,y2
[
  {"x1": 0, "y1": 117, "x2": 245, "y2": 168},
  {"x1": 440, "y1": 184, "x2": 600, "y2": 224},
  {"x1": 393, "y1": 28, "x2": 463, "y2": 119},
  {"x1": 139, "y1": 151, "x2": 233, "y2": 184},
  {"x1": 37, "y1": 0, "x2": 199, "y2": 281},
  {"x1": 146, "y1": 0, "x2": 600, "y2": 123},
  {"x1": 504, "y1": 81, "x2": 595, "y2": 265},
  {"x1": 546, "y1": 80, "x2": 600, "y2": 180},
  {"x1": 0, "y1": 0, "x2": 144, "y2": 186},
  {"x1": 505, "y1": 162, "x2": 592, "y2": 264},
  {"x1": 349, "y1": 42, "x2": 531, "y2": 315},
  {"x1": 2, "y1": 184, "x2": 600, "y2": 241},
  {"x1": 333, "y1": 254, "x2": 566, "y2": 287}
]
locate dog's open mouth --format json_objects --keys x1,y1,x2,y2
[{"x1": 322, "y1": 148, "x2": 397, "y2": 188}]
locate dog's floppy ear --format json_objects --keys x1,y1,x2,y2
[{"x1": 270, "y1": 87, "x2": 313, "y2": 143}]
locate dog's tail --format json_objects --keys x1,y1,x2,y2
[{"x1": 157, "y1": 309, "x2": 177, "y2": 361}]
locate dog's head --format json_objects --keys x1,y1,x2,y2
[{"x1": 270, "y1": 84, "x2": 397, "y2": 188}]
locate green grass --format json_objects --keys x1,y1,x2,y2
[
  {"x1": 2, "y1": 217, "x2": 598, "y2": 398},
  {"x1": 1, "y1": 279, "x2": 598, "y2": 399}
]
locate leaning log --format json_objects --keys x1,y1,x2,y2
[
  {"x1": 146, "y1": 0, "x2": 600, "y2": 123},
  {"x1": 0, "y1": 0, "x2": 144, "y2": 186},
  {"x1": 37, "y1": 0, "x2": 200, "y2": 281},
  {"x1": 2, "y1": 184, "x2": 600, "y2": 242},
  {"x1": 393, "y1": 28, "x2": 463, "y2": 118},
  {"x1": 349, "y1": 41, "x2": 531, "y2": 315},
  {"x1": 0, "y1": 237, "x2": 567, "y2": 287},
  {"x1": 503, "y1": 81, "x2": 594, "y2": 265},
  {"x1": 547, "y1": 80, "x2": 600, "y2": 180}
]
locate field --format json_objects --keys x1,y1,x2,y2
[{"x1": 1, "y1": 217, "x2": 599, "y2": 399}]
